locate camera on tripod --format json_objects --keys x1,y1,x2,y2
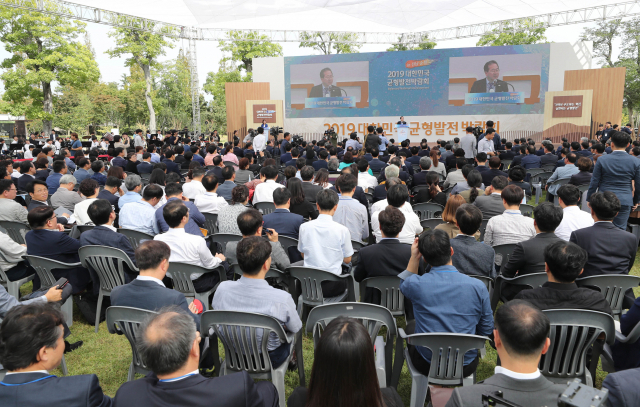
[
  {"x1": 323, "y1": 127, "x2": 338, "y2": 146},
  {"x1": 291, "y1": 134, "x2": 303, "y2": 146},
  {"x1": 472, "y1": 126, "x2": 484, "y2": 138},
  {"x1": 270, "y1": 126, "x2": 283, "y2": 138}
]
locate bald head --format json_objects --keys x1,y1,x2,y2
[{"x1": 495, "y1": 300, "x2": 550, "y2": 358}]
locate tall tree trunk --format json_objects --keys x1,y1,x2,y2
[
  {"x1": 42, "y1": 81, "x2": 53, "y2": 135},
  {"x1": 141, "y1": 64, "x2": 156, "y2": 132},
  {"x1": 629, "y1": 105, "x2": 636, "y2": 137}
]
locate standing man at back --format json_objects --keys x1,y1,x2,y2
[
  {"x1": 460, "y1": 126, "x2": 477, "y2": 163},
  {"x1": 587, "y1": 130, "x2": 640, "y2": 230},
  {"x1": 364, "y1": 125, "x2": 381, "y2": 151}
]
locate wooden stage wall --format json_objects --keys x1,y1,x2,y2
[{"x1": 225, "y1": 82, "x2": 270, "y2": 138}]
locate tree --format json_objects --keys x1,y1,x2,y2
[
  {"x1": 107, "y1": 25, "x2": 175, "y2": 132},
  {"x1": 476, "y1": 19, "x2": 547, "y2": 46},
  {"x1": 155, "y1": 51, "x2": 193, "y2": 130},
  {"x1": 299, "y1": 32, "x2": 361, "y2": 54},
  {"x1": 203, "y1": 67, "x2": 250, "y2": 133},
  {"x1": 580, "y1": 19, "x2": 622, "y2": 68},
  {"x1": 219, "y1": 31, "x2": 283, "y2": 75},
  {"x1": 387, "y1": 34, "x2": 436, "y2": 51},
  {"x1": 0, "y1": 0, "x2": 99, "y2": 134}
]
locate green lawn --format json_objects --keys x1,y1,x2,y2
[{"x1": 38, "y1": 193, "x2": 639, "y2": 405}]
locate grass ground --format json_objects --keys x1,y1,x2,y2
[{"x1": 36, "y1": 192, "x2": 638, "y2": 405}]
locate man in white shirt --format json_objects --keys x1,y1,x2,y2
[
  {"x1": 297, "y1": 189, "x2": 354, "y2": 297},
  {"x1": 477, "y1": 128, "x2": 496, "y2": 156},
  {"x1": 154, "y1": 200, "x2": 227, "y2": 293},
  {"x1": 333, "y1": 174, "x2": 368, "y2": 242},
  {"x1": 370, "y1": 177, "x2": 403, "y2": 215},
  {"x1": 253, "y1": 127, "x2": 266, "y2": 152},
  {"x1": 182, "y1": 167, "x2": 207, "y2": 200},
  {"x1": 371, "y1": 184, "x2": 422, "y2": 244},
  {"x1": 194, "y1": 174, "x2": 229, "y2": 214},
  {"x1": 357, "y1": 158, "x2": 378, "y2": 191},
  {"x1": 73, "y1": 178, "x2": 100, "y2": 225},
  {"x1": 554, "y1": 184, "x2": 594, "y2": 241},
  {"x1": 252, "y1": 165, "x2": 284, "y2": 204}
]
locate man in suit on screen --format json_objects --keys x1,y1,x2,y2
[
  {"x1": 309, "y1": 67, "x2": 343, "y2": 98},
  {"x1": 469, "y1": 60, "x2": 509, "y2": 93}
]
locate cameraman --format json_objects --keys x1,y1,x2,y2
[{"x1": 345, "y1": 132, "x2": 362, "y2": 151}]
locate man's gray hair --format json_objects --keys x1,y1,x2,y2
[
  {"x1": 138, "y1": 306, "x2": 197, "y2": 375},
  {"x1": 419, "y1": 157, "x2": 432, "y2": 170},
  {"x1": 328, "y1": 158, "x2": 339, "y2": 171},
  {"x1": 580, "y1": 137, "x2": 589, "y2": 143},
  {"x1": 125, "y1": 174, "x2": 142, "y2": 190},
  {"x1": 59, "y1": 174, "x2": 76, "y2": 185},
  {"x1": 385, "y1": 164, "x2": 399, "y2": 179}
]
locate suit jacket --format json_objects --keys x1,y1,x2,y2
[
  {"x1": 520, "y1": 154, "x2": 541, "y2": 169},
  {"x1": 540, "y1": 152, "x2": 558, "y2": 166},
  {"x1": 113, "y1": 371, "x2": 277, "y2": 407},
  {"x1": 445, "y1": 373, "x2": 566, "y2": 407},
  {"x1": 570, "y1": 222, "x2": 638, "y2": 278},
  {"x1": 412, "y1": 171, "x2": 428, "y2": 186},
  {"x1": 569, "y1": 171, "x2": 592, "y2": 186},
  {"x1": 279, "y1": 153, "x2": 292, "y2": 165},
  {"x1": 309, "y1": 84, "x2": 342, "y2": 98},
  {"x1": 111, "y1": 278, "x2": 200, "y2": 330},
  {"x1": 587, "y1": 150, "x2": 640, "y2": 206},
  {"x1": 216, "y1": 181, "x2": 237, "y2": 201},
  {"x1": 284, "y1": 159, "x2": 297, "y2": 168},
  {"x1": 27, "y1": 200, "x2": 68, "y2": 225},
  {"x1": 312, "y1": 160, "x2": 328, "y2": 171},
  {"x1": 499, "y1": 151, "x2": 515, "y2": 162},
  {"x1": 137, "y1": 161, "x2": 154, "y2": 174},
  {"x1": 445, "y1": 154, "x2": 458, "y2": 170},
  {"x1": 162, "y1": 159, "x2": 182, "y2": 177},
  {"x1": 502, "y1": 233, "x2": 563, "y2": 278},
  {"x1": 481, "y1": 169, "x2": 507, "y2": 187},
  {"x1": 368, "y1": 158, "x2": 387, "y2": 173},
  {"x1": 301, "y1": 181, "x2": 323, "y2": 203},
  {"x1": 0, "y1": 372, "x2": 112, "y2": 407},
  {"x1": 79, "y1": 226, "x2": 137, "y2": 272},
  {"x1": 262, "y1": 209, "x2": 304, "y2": 239},
  {"x1": 354, "y1": 239, "x2": 411, "y2": 303},
  {"x1": 17, "y1": 174, "x2": 35, "y2": 191},
  {"x1": 97, "y1": 190, "x2": 120, "y2": 210},
  {"x1": 472, "y1": 193, "x2": 505, "y2": 220},
  {"x1": 450, "y1": 235, "x2": 496, "y2": 279},
  {"x1": 35, "y1": 169, "x2": 49, "y2": 181},
  {"x1": 469, "y1": 78, "x2": 509, "y2": 93},
  {"x1": 603, "y1": 368, "x2": 640, "y2": 407},
  {"x1": 364, "y1": 133, "x2": 381, "y2": 151},
  {"x1": 206, "y1": 166, "x2": 223, "y2": 181}
]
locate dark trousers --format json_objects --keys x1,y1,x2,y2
[
  {"x1": 268, "y1": 341, "x2": 291, "y2": 368},
  {"x1": 614, "y1": 204, "x2": 632, "y2": 230},
  {"x1": 192, "y1": 263, "x2": 234, "y2": 293},
  {"x1": 5, "y1": 261, "x2": 35, "y2": 281}
]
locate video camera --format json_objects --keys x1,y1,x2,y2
[
  {"x1": 323, "y1": 126, "x2": 338, "y2": 147},
  {"x1": 291, "y1": 134, "x2": 304, "y2": 146},
  {"x1": 472, "y1": 126, "x2": 484, "y2": 138},
  {"x1": 481, "y1": 379, "x2": 608, "y2": 407},
  {"x1": 270, "y1": 126, "x2": 283, "y2": 138}
]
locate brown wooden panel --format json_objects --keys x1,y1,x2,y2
[
  {"x1": 225, "y1": 82, "x2": 270, "y2": 137},
  {"x1": 564, "y1": 68, "x2": 626, "y2": 131}
]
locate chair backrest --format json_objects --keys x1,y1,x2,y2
[
  {"x1": 202, "y1": 213, "x2": 219, "y2": 235},
  {"x1": 530, "y1": 171, "x2": 554, "y2": 185},
  {"x1": 479, "y1": 218, "x2": 489, "y2": 241},
  {"x1": 527, "y1": 168, "x2": 545, "y2": 177},
  {"x1": 105, "y1": 306, "x2": 155, "y2": 375},
  {"x1": 412, "y1": 185, "x2": 429, "y2": 195},
  {"x1": 550, "y1": 178, "x2": 571, "y2": 186},
  {"x1": 420, "y1": 218, "x2": 444, "y2": 231},
  {"x1": 403, "y1": 332, "x2": 489, "y2": 385},
  {"x1": 289, "y1": 266, "x2": 350, "y2": 306},
  {"x1": 306, "y1": 302, "x2": 397, "y2": 348},
  {"x1": 576, "y1": 184, "x2": 590, "y2": 193},
  {"x1": 277, "y1": 235, "x2": 300, "y2": 261},
  {"x1": 575, "y1": 275, "x2": 640, "y2": 318},
  {"x1": 201, "y1": 310, "x2": 287, "y2": 375},
  {"x1": 230, "y1": 263, "x2": 284, "y2": 280},
  {"x1": 168, "y1": 262, "x2": 225, "y2": 297},
  {"x1": 542, "y1": 164, "x2": 557, "y2": 172},
  {"x1": 519, "y1": 204, "x2": 534, "y2": 217},
  {"x1": 254, "y1": 201, "x2": 276, "y2": 215},
  {"x1": 412, "y1": 202, "x2": 445, "y2": 220},
  {"x1": 540, "y1": 309, "x2": 615, "y2": 382},
  {"x1": 0, "y1": 221, "x2": 30, "y2": 245},
  {"x1": 360, "y1": 277, "x2": 405, "y2": 316},
  {"x1": 24, "y1": 255, "x2": 82, "y2": 287},
  {"x1": 470, "y1": 275, "x2": 494, "y2": 297},
  {"x1": 223, "y1": 161, "x2": 236, "y2": 167},
  {"x1": 501, "y1": 160, "x2": 512, "y2": 170},
  {"x1": 492, "y1": 243, "x2": 518, "y2": 267},
  {"x1": 208, "y1": 233, "x2": 242, "y2": 255},
  {"x1": 78, "y1": 246, "x2": 138, "y2": 292},
  {"x1": 117, "y1": 228, "x2": 155, "y2": 250}
]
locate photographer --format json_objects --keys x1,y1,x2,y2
[
  {"x1": 364, "y1": 125, "x2": 382, "y2": 151},
  {"x1": 345, "y1": 132, "x2": 362, "y2": 151}
]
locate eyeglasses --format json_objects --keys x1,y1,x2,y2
[{"x1": 488, "y1": 69, "x2": 500, "y2": 73}]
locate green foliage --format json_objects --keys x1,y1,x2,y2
[
  {"x1": 154, "y1": 51, "x2": 194, "y2": 130},
  {"x1": 219, "y1": 31, "x2": 283, "y2": 73},
  {"x1": 580, "y1": 19, "x2": 622, "y2": 68},
  {"x1": 299, "y1": 32, "x2": 361, "y2": 54},
  {"x1": 476, "y1": 19, "x2": 547, "y2": 46},
  {"x1": 202, "y1": 67, "x2": 250, "y2": 133},
  {"x1": 387, "y1": 35, "x2": 436, "y2": 51}
]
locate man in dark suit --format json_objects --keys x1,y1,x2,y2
[
  {"x1": 603, "y1": 367, "x2": 640, "y2": 407},
  {"x1": 368, "y1": 147, "x2": 387, "y2": 173},
  {"x1": 570, "y1": 191, "x2": 638, "y2": 307},
  {"x1": 263, "y1": 188, "x2": 304, "y2": 240},
  {"x1": 511, "y1": 146, "x2": 526, "y2": 167},
  {"x1": 499, "y1": 142, "x2": 515, "y2": 162},
  {"x1": 111, "y1": 147, "x2": 127, "y2": 169},
  {"x1": 481, "y1": 156, "x2": 508, "y2": 187},
  {"x1": 279, "y1": 132, "x2": 291, "y2": 156},
  {"x1": 568, "y1": 157, "x2": 593, "y2": 186},
  {"x1": 473, "y1": 176, "x2": 508, "y2": 220},
  {"x1": 137, "y1": 153, "x2": 154, "y2": 174},
  {"x1": 540, "y1": 143, "x2": 558, "y2": 166},
  {"x1": 0, "y1": 303, "x2": 113, "y2": 407},
  {"x1": 445, "y1": 148, "x2": 464, "y2": 171},
  {"x1": 17, "y1": 160, "x2": 37, "y2": 191},
  {"x1": 112, "y1": 308, "x2": 278, "y2": 407},
  {"x1": 279, "y1": 143, "x2": 292, "y2": 165},
  {"x1": 161, "y1": 151, "x2": 182, "y2": 178},
  {"x1": 520, "y1": 146, "x2": 542, "y2": 169},
  {"x1": 312, "y1": 149, "x2": 329, "y2": 171},
  {"x1": 206, "y1": 156, "x2": 224, "y2": 181},
  {"x1": 411, "y1": 156, "x2": 432, "y2": 186},
  {"x1": 450, "y1": 204, "x2": 496, "y2": 278},
  {"x1": 26, "y1": 179, "x2": 69, "y2": 225},
  {"x1": 97, "y1": 176, "x2": 122, "y2": 211},
  {"x1": 469, "y1": 60, "x2": 509, "y2": 93},
  {"x1": 364, "y1": 125, "x2": 381, "y2": 151},
  {"x1": 300, "y1": 166, "x2": 323, "y2": 203},
  {"x1": 232, "y1": 139, "x2": 244, "y2": 158},
  {"x1": 397, "y1": 116, "x2": 407, "y2": 125},
  {"x1": 446, "y1": 301, "x2": 566, "y2": 407},
  {"x1": 110, "y1": 240, "x2": 201, "y2": 330},
  {"x1": 308, "y1": 67, "x2": 342, "y2": 98},
  {"x1": 284, "y1": 147, "x2": 300, "y2": 168},
  {"x1": 587, "y1": 131, "x2": 640, "y2": 229}
]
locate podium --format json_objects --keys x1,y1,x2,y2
[{"x1": 396, "y1": 124, "x2": 409, "y2": 142}]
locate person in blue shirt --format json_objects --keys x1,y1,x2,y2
[
  {"x1": 90, "y1": 160, "x2": 107, "y2": 186},
  {"x1": 46, "y1": 160, "x2": 67, "y2": 195},
  {"x1": 69, "y1": 132, "x2": 83, "y2": 157},
  {"x1": 399, "y1": 229, "x2": 494, "y2": 378}
]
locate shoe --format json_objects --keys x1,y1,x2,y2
[
  {"x1": 287, "y1": 350, "x2": 297, "y2": 371},
  {"x1": 64, "y1": 340, "x2": 83, "y2": 354}
]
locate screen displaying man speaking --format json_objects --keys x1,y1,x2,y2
[
  {"x1": 470, "y1": 60, "x2": 509, "y2": 93},
  {"x1": 309, "y1": 67, "x2": 343, "y2": 98}
]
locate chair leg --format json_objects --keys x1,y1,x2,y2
[
  {"x1": 94, "y1": 292, "x2": 104, "y2": 333},
  {"x1": 295, "y1": 330, "x2": 305, "y2": 386},
  {"x1": 7, "y1": 282, "x2": 18, "y2": 299},
  {"x1": 60, "y1": 355, "x2": 69, "y2": 376},
  {"x1": 410, "y1": 373, "x2": 429, "y2": 407},
  {"x1": 62, "y1": 296, "x2": 73, "y2": 328},
  {"x1": 127, "y1": 362, "x2": 135, "y2": 381},
  {"x1": 271, "y1": 368, "x2": 287, "y2": 407}
]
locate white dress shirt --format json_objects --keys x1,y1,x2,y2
[
  {"x1": 370, "y1": 199, "x2": 388, "y2": 215},
  {"x1": 494, "y1": 366, "x2": 541, "y2": 380},
  {"x1": 154, "y1": 228, "x2": 221, "y2": 280},
  {"x1": 555, "y1": 205, "x2": 595, "y2": 241},
  {"x1": 136, "y1": 275, "x2": 165, "y2": 287},
  {"x1": 298, "y1": 214, "x2": 354, "y2": 276},
  {"x1": 253, "y1": 134, "x2": 266, "y2": 152},
  {"x1": 371, "y1": 202, "x2": 423, "y2": 244},
  {"x1": 252, "y1": 179, "x2": 285, "y2": 204},
  {"x1": 194, "y1": 191, "x2": 229, "y2": 214},
  {"x1": 478, "y1": 138, "x2": 495, "y2": 154},
  {"x1": 182, "y1": 180, "x2": 206, "y2": 200},
  {"x1": 73, "y1": 198, "x2": 97, "y2": 225},
  {"x1": 357, "y1": 172, "x2": 379, "y2": 191}
]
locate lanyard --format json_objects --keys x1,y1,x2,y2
[
  {"x1": 0, "y1": 375, "x2": 55, "y2": 386},
  {"x1": 158, "y1": 373, "x2": 197, "y2": 383}
]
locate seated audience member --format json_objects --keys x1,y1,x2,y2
[
  {"x1": 119, "y1": 184, "x2": 163, "y2": 236},
  {"x1": 46, "y1": 160, "x2": 67, "y2": 194},
  {"x1": 333, "y1": 174, "x2": 369, "y2": 242},
  {"x1": 214, "y1": 166, "x2": 237, "y2": 201},
  {"x1": 474, "y1": 152, "x2": 489, "y2": 172},
  {"x1": 262, "y1": 187, "x2": 304, "y2": 240},
  {"x1": 297, "y1": 189, "x2": 354, "y2": 297},
  {"x1": 331, "y1": 165, "x2": 370, "y2": 208},
  {"x1": 17, "y1": 160, "x2": 37, "y2": 191},
  {"x1": 570, "y1": 191, "x2": 638, "y2": 307},
  {"x1": 25, "y1": 206, "x2": 91, "y2": 294},
  {"x1": 514, "y1": 241, "x2": 612, "y2": 314},
  {"x1": 312, "y1": 149, "x2": 329, "y2": 171},
  {"x1": 473, "y1": 175, "x2": 508, "y2": 220},
  {"x1": 415, "y1": 172, "x2": 446, "y2": 206},
  {"x1": 546, "y1": 152, "x2": 579, "y2": 202},
  {"x1": 253, "y1": 165, "x2": 284, "y2": 204},
  {"x1": 450, "y1": 164, "x2": 485, "y2": 195},
  {"x1": 110, "y1": 241, "x2": 201, "y2": 330},
  {"x1": 113, "y1": 308, "x2": 278, "y2": 407},
  {"x1": 0, "y1": 230, "x2": 34, "y2": 283},
  {"x1": 368, "y1": 147, "x2": 387, "y2": 173},
  {"x1": 484, "y1": 185, "x2": 536, "y2": 266},
  {"x1": 507, "y1": 165, "x2": 531, "y2": 197},
  {"x1": 602, "y1": 367, "x2": 640, "y2": 407},
  {"x1": 74, "y1": 179, "x2": 100, "y2": 225},
  {"x1": 181, "y1": 167, "x2": 206, "y2": 199},
  {"x1": 443, "y1": 158, "x2": 467, "y2": 189},
  {"x1": 72, "y1": 159, "x2": 92, "y2": 184},
  {"x1": 434, "y1": 195, "x2": 478, "y2": 239},
  {"x1": 371, "y1": 184, "x2": 422, "y2": 244},
  {"x1": 458, "y1": 170, "x2": 484, "y2": 203},
  {"x1": 357, "y1": 158, "x2": 378, "y2": 191},
  {"x1": 400, "y1": 230, "x2": 493, "y2": 379},
  {"x1": 137, "y1": 153, "x2": 154, "y2": 174},
  {"x1": 299, "y1": 165, "x2": 322, "y2": 203},
  {"x1": 26, "y1": 179, "x2": 69, "y2": 225},
  {"x1": 288, "y1": 317, "x2": 403, "y2": 407},
  {"x1": 540, "y1": 141, "x2": 558, "y2": 166},
  {"x1": 520, "y1": 145, "x2": 542, "y2": 169},
  {"x1": 155, "y1": 183, "x2": 205, "y2": 236},
  {"x1": 354, "y1": 206, "x2": 412, "y2": 304},
  {"x1": 450, "y1": 204, "x2": 496, "y2": 279},
  {"x1": 371, "y1": 165, "x2": 400, "y2": 203},
  {"x1": 481, "y1": 156, "x2": 508, "y2": 187},
  {"x1": 569, "y1": 157, "x2": 593, "y2": 186},
  {"x1": 217, "y1": 185, "x2": 251, "y2": 235},
  {"x1": 193, "y1": 174, "x2": 228, "y2": 215},
  {"x1": 212, "y1": 236, "x2": 300, "y2": 368},
  {"x1": 412, "y1": 156, "x2": 432, "y2": 187},
  {"x1": 287, "y1": 178, "x2": 318, "y2": 220},
  {"x1": 97, "y1": 176, "x2": 123, "y2": 210},
  {"x1": 554, "y1": 184, "x2": 594, "y2": 241},
  {"x1": 51, "y1": 174, "x2": 83, "y2": 213},
  {"x1": 90, "y1": 160, "x2": 107, "y2": 186},
  {"x1": 611, "y1": 295, "x2": 640, "y2": 372},
  {"x1": 445, "y1": 301, "x2": 565, "y2": 407},
  {"x1": 154, "y1": 200, "x2": 227, "y2": 293},
  {"x1": 118, "y1": 174, "x2": 145, "y2": 209},
  {"x1": 224, "y1": 209, "x2": 290, "y2": 271},
  {"x1": 0, "y1": 303, "x2": 112, "y2": 407},
  {"x1": 234, "y1": 157, "x2": 254, "y2": 185}
]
